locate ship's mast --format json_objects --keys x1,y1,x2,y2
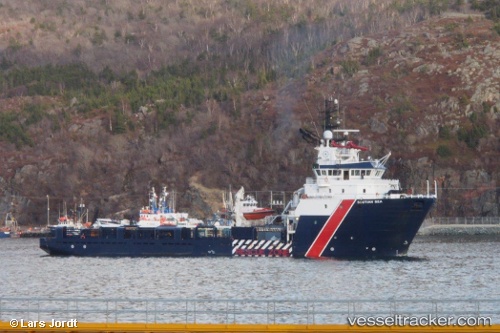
[
  {"x1": 323, "y1": 96, "x2": 340, "y2": 131},
  {"x1": 323, "y1": 96, "x2": 349, "y2": 143},
  {"x1": 322, "y1": 97, "x2": 361, "y2": 146},
  {"x1": 149, "y1": 187, "x2": 158, "y2": 211},
  {"x1": 159, "y1": 186, "x2": 171, "y2": 213}
]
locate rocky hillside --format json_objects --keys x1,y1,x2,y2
[
  {"x1": 307, "y1": 12, "x2": 499, "y2": 217},
  {"x1": 0, "y1": 1, "x2": 498, "y2": 225}
]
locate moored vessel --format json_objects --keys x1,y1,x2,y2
[
  {"x1": 48, "y1": 200, "x2": 90, "y2": 230},
  {"x1": 0, "y1": 228, "x2": 11, "y2": 238},
  {"x1": 1, "y1": 213, "x2": 18, "y2": 239}
]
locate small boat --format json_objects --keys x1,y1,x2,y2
[
  {"x1": 243, "y1": 207, "x2": 276, "y2": 220},
  {"x1": 49, "y1": 200, "x2": 89, "y2": 230},
  {"x1": 238, "y1": 193, "x2": 275, "y2": 220},
  {"x1": 233, "y1": 187, "x2": 275, "y2": 225},
  {"x1": 0, "y1": 228, "x2": 11, "y2": 239},
  {"x1": 1, "y1": 213, "x2": 18, "y2": 239},
  {"x1": 213, "y1": 187, "x2": 275, "y2": 225}
]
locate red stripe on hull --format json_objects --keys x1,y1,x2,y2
[{"x1": 305, "y1": 199, "x2": 355, "y2": 258}]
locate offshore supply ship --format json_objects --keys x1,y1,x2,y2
[
  {"x1": 40, "y1": 97, "x2": 436, "y2": 258},
  {"x1": 285, "y1": 97, "x2": 436, "y2": 258}
]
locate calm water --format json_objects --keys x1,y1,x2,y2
[{"x1": 1, "y1": 236, "x2": 499, "y2": 300}]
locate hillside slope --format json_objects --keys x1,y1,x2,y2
[
  {"x1": 0, "y1": 1, "x2": 498, "y2": 224},
  {"x1": 308, "y1": 12, "x2": 499, "y2": 217}
]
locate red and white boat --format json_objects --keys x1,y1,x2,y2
[
  {"x1": 233, "y1": 187, "x2": 275, "y2": 224},
  {"x1": 241, "y1": 197, "x2": 275, "y2": 220},
  {"x1": 243, "y1": 207, "x2": 275, "y2": 220}
]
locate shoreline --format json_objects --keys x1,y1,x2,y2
[{"x1": 417, "y1": 224, "x2": 500, "y2": 236}]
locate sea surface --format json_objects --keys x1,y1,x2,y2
[{"x1": 1, "y1": 235, "x2": 499, "y2": 301}]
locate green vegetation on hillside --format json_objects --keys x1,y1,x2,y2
[
  {"x1": 0, "y1": 0, "x2": 493, "y2": 149},
  {"x1": 471, "y1": 0, "x2": 500, "y2": 21},
  {"x1": 457, "y1": 112, "x2": 488, "y2": 149},
  {"x1": 0, "y1": 112, "x2": 33, "y2": 148},
  {"x1": 0, "y1": 62, "x2": 220, "y2": 136}
]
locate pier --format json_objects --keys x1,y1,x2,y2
[
  {"x1": 418, "y1": 217, "x2": 500, "y2": 236},
  {"x1": 1, "y1": 297, "x2": 499, "y2": 332}
]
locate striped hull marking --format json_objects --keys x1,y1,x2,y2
[
  {"x1": 233, "y1": 240, "x2": 291, "y2": 257},
  {"x1": 305, "y1": 199, "x2": 355, "y2": 258}
]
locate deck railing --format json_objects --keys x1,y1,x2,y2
[{"x1": 1, "y1": 298, "x2": 499, "y2": 324}]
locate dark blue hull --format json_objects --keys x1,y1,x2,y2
[
  {"x1": 40, "y1": 237, "x2": 232, "y2": 257},
  {"x1": 40, "y1": 197, "x2": 434, "y2": 258},
  {"x1": 40, "y1": 225, "x2": 287, "y2": 257},
  {"x1": 40, "y1": 226, "x2": 233, "y2": 257},
  {"x1": 292, "y1": 197, "x2": 435, "y2": 258}
]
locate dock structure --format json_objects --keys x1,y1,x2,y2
[
  {"x1": 418, "y1": 216, "x2": 500, "y2": 236},
  {"x1": 0, "y1": 297, "x2": 499, "y2": 332}
]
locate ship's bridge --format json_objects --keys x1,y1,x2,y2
[
  {"x1": 294, "y1": 128, "x2": 399, "y2": 199},
  {"x1": 305, "y1": 149, "x2": 397, "y2": 198},
  {"x1": 313, "y1": 149, "x2": 391, "y2": 181},
  {"x1": 313, "y1": 164, "x2": 386, "y2": 181}
]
